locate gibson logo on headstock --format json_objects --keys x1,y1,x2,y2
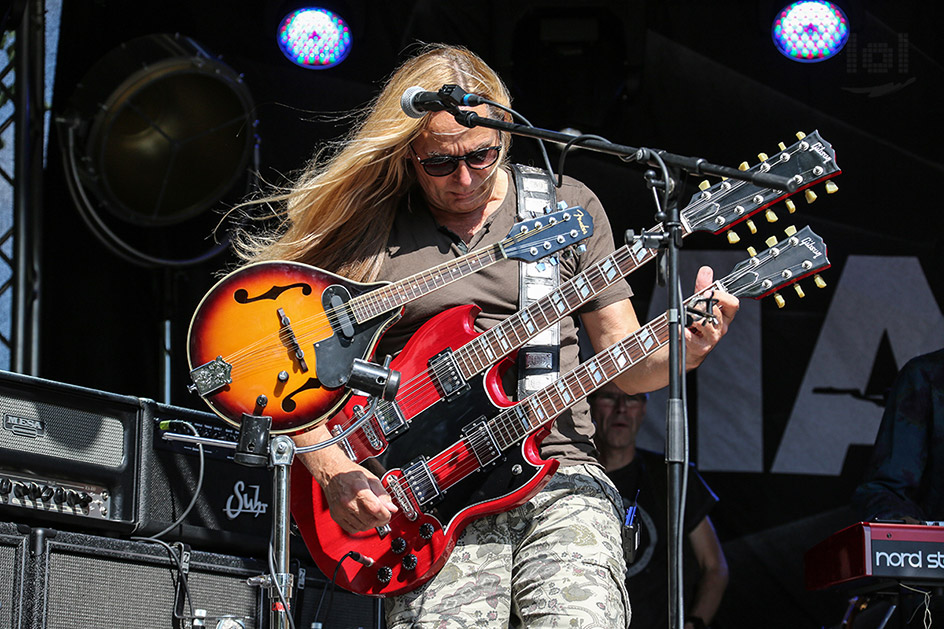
[
  {"x1": 800, "y1": 236, "x2": 825, "y2": 259},
  {"x1": 810, "y1": 141, "x2": 833, "y2": 165},
  {"x1": 3, "y1": 414, "x2": 45, "y2": 438}
]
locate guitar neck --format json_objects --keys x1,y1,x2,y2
[
  {"x1": 349, "y1": 243, "x2": 505, "y2": 322},
  {"x1": 452, "y1": 228, "x2": 673, "y2": 377}
]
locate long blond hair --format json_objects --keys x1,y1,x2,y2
[{"x1": 234, "y1": 44, "x2": 512, "y2": 282}]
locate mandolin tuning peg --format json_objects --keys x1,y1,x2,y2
[
  {"x1": 814, "y1": 274, "x2": 827, "y2": 289},
  {"x1": 747, "y1": 246, "x2": 758, "y2": 257},
  {"x1": 765, "y1": 236, "x2": 778, "y2": 248},
  {"x1": 698, "y1": 179, "x2": 711, "y2": 191},
  {"x1": 796, "y1": 131, "x2": 807, "y2": 140},
  {"x1": 774, "y1": 293, "x2": 786, "y2": 308},
  {"x1": 778, "y1": 141, "x2": 787, "y2": 151},
  {"x1": 804, "y1": 189, "x2": 818, "y2": 204},
  {"x1": 727, "y1": 230, "x2": 741, "y2": 244},
  {"x1": 536, "y1": 262, "x2": 547, "y2": 272},
  {"x1": 784, "y1": 225, "x2": 797, "y2": 237},
  {"x1": 758, "y1": 152, "x2": 769, "y2": 162},
  {"x1": 739, "y1": 161, "x2": 750, "y2": 171},
  {"x1": 794, "y1": 284, "x2": 806, "y2": 298},
  {"x1": 765, "y1": 209, "x2": 778, "y2": 223},
  {"x1": 746, "y1": 219, "x2": 757, "y2": 234},
  {"x1": 825, "y1": 180, "x2": 839, "y2": 194},
  {"x1": 576, "y1": 244, "x2": 587, "y2": 254},
  {"x1": 785, "y1": 198, "x2": 797, "y2": 214}
]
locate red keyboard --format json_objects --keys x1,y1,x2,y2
[{"x1": 805, "y1": 522, "x2": 944, "y2": 591}]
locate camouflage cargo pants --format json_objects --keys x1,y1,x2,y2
[{"x1": 385, "y1": 463, "x2": 630, "y2": 628}]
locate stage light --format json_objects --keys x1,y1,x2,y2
[
  {"x1": 772, "y1": 1, "x2": 850, "y2": 63},
  {"x1": 276, "y1": 7, "x2": 352, "y2": 69}
]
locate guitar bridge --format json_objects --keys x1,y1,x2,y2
[
  {"x1": 188, "y1": 356, "x2": 233, "y2": 397},
  {"x1": 428, "y1": 349, "x2": 469, "y2": 402}
]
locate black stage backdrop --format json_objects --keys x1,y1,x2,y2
[{"x1": 36, "y1": 1, "x2": 944, "y2": 627}]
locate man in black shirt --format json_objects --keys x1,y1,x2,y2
[{"x1": 592, "y1": 383, "x2": 729, "y2": 629}]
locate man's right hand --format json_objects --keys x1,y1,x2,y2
[{"x1": 295, "y1": 425, "x2": 398, "y2": 534}]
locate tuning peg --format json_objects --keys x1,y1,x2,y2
[
  {"x1": 548, "y1": 257, "x2": 559, "y2": 266},
  {"x1": 557, "y1": 201, "x2": 568, "y2": 209},
  {"x1": 765, "y1": 209, "x2": 778, "y2": 223},
  {"x1": 814, "y1": 274, "x2": 827, "y2": 289},
  {"x1": 746, "y1": 219, "x2": 757, "y2": 234},
  {"x1": 536, "y1": 262, "x2": 547, "y2": 272},
  {"x1": 785, "y1": 198, "x2": 797, "y2": 213},
  {"x1": 739, "y1": 161, "x2": 750, "y2": 171},
  {"x1": 778, "y1": 141, "x2": 787, "y2": 151},
  {"x1": 804, "y1": 189, "x2": 818, "y2": 204},
  {"x1": 796, "y1": 131, "x2": 807, "y2": 140},
  {"x1": 747, "y1": 246, "x2": 758, "y2": 257},
  {"x1": 758, "y1": 152, "x2": 769, "y2": 162},
  {"x1": 765, "y1": 235, "x2": 778, "y2": 248},
  {"x1": 794, "y1": 284, "x2": 806, "y2": 298},
  {"x1": 726, "y1": 231, "x2": 741, "y2": 244},
  {"x1": 774, "y1": 293, "x2": 786, "y2": 308},
  {"x1": 576, "y1": 244, "x2": 587, "y2": 254},
  {"x1": 784, "y1": 225, "x2": 797, "y2": 237},
  {"x1": 698, "y1": 179, "x2": 711, "y2": 191},
  {"x1": 825, "y1": 180, "x2": 839, "y2": 194}
]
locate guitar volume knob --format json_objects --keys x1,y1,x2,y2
[
  {"x1": 419, "y1": 523, "x2": 434, "y2": 540},
  {"x1": 402, "y1": 554, "x2": 418, "y2": 571},
  {"x1": 391, "y1": 537, "x2": 407, "y2": 554},
  {"x1": 377, "y1": 566, "x2": 393, "y2": 584}
]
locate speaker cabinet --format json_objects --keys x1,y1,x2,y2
[
  {"x1": 135, "y1": 400, "x2": 278, "y2": 555},
  {"x1": 31, "y1": 527, "x2": 263, "y2": 629},
  {"x1": 0, "y1": 522, "x2": 29, "y2": 629}
]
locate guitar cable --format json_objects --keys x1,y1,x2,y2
[{"x1": 313, "y1": 551, "x2": 361, "y2": 627}]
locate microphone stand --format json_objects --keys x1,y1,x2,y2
[
  {"x1": 164, "y1": 357, "x2": 399, "y2": 629},
  {"x1": 433, "y1": 84, "x2": 793, "y2": 629}
]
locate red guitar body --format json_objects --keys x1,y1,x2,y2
[{"x1": 290, "y1": 305, "x2": 559, "y2": 597}]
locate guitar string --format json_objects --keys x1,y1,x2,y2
[
  {"x1": 380, "y1": 254, "x2": 799, "y2": 506},
  {"x1": 335, "y1": 157, "x2": 813, "y2": 452}
]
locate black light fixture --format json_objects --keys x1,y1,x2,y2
[{"x1": 57, "y1": 33, "x2": 256, "y2": 266}]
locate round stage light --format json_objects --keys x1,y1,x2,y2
[
  {"x1": 277, "y1": 7, "x2": 352, "y2": 69},
  {"x1": 772, "y1": 1, "x2": 850, "y2": 63}
]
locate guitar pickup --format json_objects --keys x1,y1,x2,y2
[
  {"x1": 403, "y1": 458, "x2": 442, "y2": 507},
  {"x1": 188, "y1": 356, "x2": 233, "y2": 397},
  {"x1": 462, "y1": 419, "x2": 502, "y2": 468},
  {"x1": 373, "y1": 399, "x2": 408, "y2": 440},
  {"x1": 428, "y1": 349, "x2": 469, "y2": 402}
]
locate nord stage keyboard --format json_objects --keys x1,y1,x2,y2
[{"x1": 805, "y1": 521, "x2": 944, "y2": 591}]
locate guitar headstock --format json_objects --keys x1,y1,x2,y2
[
  {"x1": 502, "y1": 204, "x2": 594, "y2": 263},
  {"x1": 682, "y1": 130, "x2": 840, "y2": 237},
  {"x1": 721, "y1": 225, "x2": 831, "y2": 302}
]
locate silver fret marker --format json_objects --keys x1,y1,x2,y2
[{"x1": 639, "y1": 329, "x2": 655, "y2": 351}]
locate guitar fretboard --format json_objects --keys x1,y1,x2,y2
[
  {"x1": 349, "y1": 243, "x2": 504, "y2": 322},
  {"x1": 453, "y1": 233, "x2": 665, "y2": 377}
]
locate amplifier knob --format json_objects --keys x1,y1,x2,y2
[
  {"x1": 28, "y1": 483, "x2": 42, "y2": 500},
  {"x1": 0, "y1": 478, "x2": 11, "y2": 496},
  {"x1": 78, "y1": 492, "x2": 93, "y2": 507},
  {"x1": 54, "y1": 487, "x2": 67, "y2": 504},
  {"x1": 40, "y1": 486, "x2": 54, "y2": 502},
  {"x1": 66, "y1": 491, "x2": 80, "y2": 507},
  {"x1": 401, "y1": 554, "x2": 418, "y2": 571},
  {"x1": 13, "y1": 482, "x2": 27, "y2": 499},
  {"x1": 377, "y1": 566, "x2": 393, "y2": 584}
]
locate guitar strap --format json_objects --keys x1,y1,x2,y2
[{"x1": 511, "y1": 163, "x2": 560, "y2": 400}]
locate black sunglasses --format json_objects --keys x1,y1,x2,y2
[{"x1": 410, "y1": 144, "x2": 502, "y2": 177}]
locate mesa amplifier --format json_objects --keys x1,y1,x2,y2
[
  {"x1": 0, "y1": 370, "x2": 141, "y2": 533},
  {"x1": 135, "y1": 399, "x2": 278, "y2": 555}
]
